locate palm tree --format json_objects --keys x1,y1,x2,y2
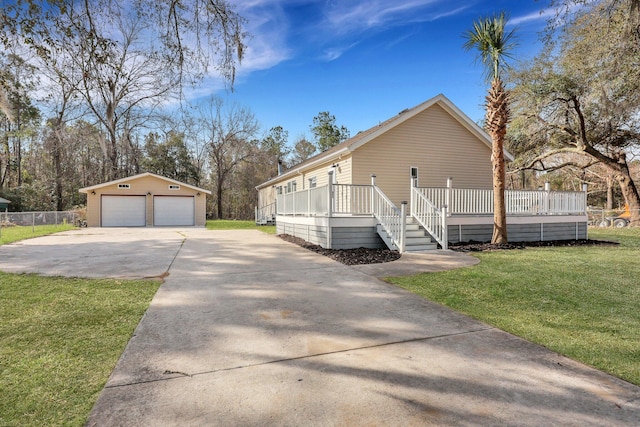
[{"x1": 464, "y1": 11, "x2": 517, "y2": 244}]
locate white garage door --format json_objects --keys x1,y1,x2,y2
[
  {"x1": 102, "y1": 195, "x2": 146, "y2": 227},
  {"x1": 153, "y1": 196, "x2": 195, "y2": 226}
]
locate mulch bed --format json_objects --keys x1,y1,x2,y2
[
  {"x1": 279, "y1": 234, "x2": 402, "y2": 265},
  {"x1": 449, "y1": 239, "x2": 618, "y2": 252},
  {"x1": 279, "y1": 234, "x2": 618, "y2": 265}
]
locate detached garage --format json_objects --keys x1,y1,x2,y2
[{"x1": 79, "y1": 173, "x2": 211, "y2": 227}]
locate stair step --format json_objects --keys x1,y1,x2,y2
[
  {"x1": 405, "y1": 230, "x2": 426, "y2": 238},
  {"x1": 404, "y1": 243, "x2": 439, "y2": 252},
  {"x1": 405, "y1": 238, "x2": 433, "y2": 246}
]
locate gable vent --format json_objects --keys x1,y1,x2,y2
[
  {"x1": 169, "y1": 185, "x2": 180, "y2": 190},
  {"x1": 118, "y1": 184, "x2": 131, "y2": 189}
]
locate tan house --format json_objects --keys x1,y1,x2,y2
[
  {"x1": 256, "y1": 94, "x2": 588, "y2": 251},
  {"x1": 79, "y1": 173, "x2": 211, "y2": 227}
]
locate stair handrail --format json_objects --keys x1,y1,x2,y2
[
  {"x1": 411, "y1": 186, "x2": 448, "y2": 250},
  {"x1": 370, "y1": 176, "x2": 405, "y2": 252}
]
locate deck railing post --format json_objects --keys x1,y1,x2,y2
[
  {"x1": 370, "y1": 175, "x2": 376, "y2": 216},
  {"x1": 544, "y1": 182, "x2": 551, "y2": 214},
  {"x1": 327, "y1": 171, "x2": 334, "y2": 217},
  {"x1": 410, "y1": 177, "x2": 416, "y2": 215},
  {"x1": 400, "y1": 201, "x2": 407, "y2": 253},
  {"x1": 446, "y1": 177, "x2": 453, "y2": 215},
  {"x1": 441, "y1": 206, "x2": 448, "y2": 250}
]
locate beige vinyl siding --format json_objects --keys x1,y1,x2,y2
[
  {"x1": 352, "y1": 104, "x2": 492, "y2": 206},
  {"x1": 258, "y1": 186, "x2": 277, "y2": 209},
  {"x1": 85, "y1": 175, "x2": 207, "y2": 226},
  {"x1": 263, "y1": 154, "x2": 354, "y2": 193}
]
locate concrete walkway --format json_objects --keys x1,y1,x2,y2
[{"x1": 2, "y1": 229, "x2": 639, "y2": 425}]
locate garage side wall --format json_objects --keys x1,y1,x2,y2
[{"x1": 85, "y1": 175, "x2": 208, "y2": 227}]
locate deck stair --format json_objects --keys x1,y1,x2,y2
[
  {"x1": 404, "y1": 216, "x2": 439, "y2": 251},
  {"x1": 377, "y1": 216, "x2": 439, "y2": 252}
]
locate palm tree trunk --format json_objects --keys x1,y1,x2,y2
[{"x1": 485, "y1": 78, "x2": 509, "y2": 244}]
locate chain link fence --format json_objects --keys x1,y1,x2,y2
[
  {"x1": 0, "y1": 210, "x2": 81, "y2": 229},
  {"x1": 587, "y1": 207, "x2": 639, "y2": 228}
]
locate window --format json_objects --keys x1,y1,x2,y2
[
  {"x1": 277, "y1": 186, "x2": 283, "y2": 195},
  {"x1": 168, "y1": 185, "x2": 180, "y2": 190},
  {"x1": 292, "y1": 181, "x2": 297, "y2": 192},
  {"x1": 286, "y1": 182, "x2": 292, "y2": 193},
  {"x1": 118, "y1": 184, "x2": 131, "y2": 189},
  {"x1": 309, "y1": 177, "x2": 317, "y2": 188}
]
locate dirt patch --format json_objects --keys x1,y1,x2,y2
[{"x1": 280, "y1": 234, "x2": 618, "y2": 263}]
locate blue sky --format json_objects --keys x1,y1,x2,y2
[{"x1": 205, "y1": 0, "x2": 554, "y2": 144}]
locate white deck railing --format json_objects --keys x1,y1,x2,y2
[
  {"x1": 275, "y1": 183, "x2": 375, "y2": 216},
  {"x1": 276, "y1": 185, "x2": 329, "y2": 216},
  {"x1": 417, "y1": 187, "x2": 586, "y2": 216},
  {"x1": 411, "y1": 187, "x2": 447, "y2": 249},
  {"x1": 371, "y1": 185, "x2": 404, "y2": 251},
  {"x1": 333, "y1": 184, "x2": 374, "y2": 215}
]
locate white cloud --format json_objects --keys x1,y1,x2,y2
[
  {"x1": 231, "y1": 0, "x2": 294, "y2": 74},
  {"x1": 321, "y1": 42, "x2": 360, "y2": 61},
  {"x1": 509, "y1": 10, "x2": 549, "y2": 26},
  {"x1": 322, "y1": 0, "x2": 464, "y2": 35}
]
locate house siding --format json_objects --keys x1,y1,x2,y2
[
  {"x1": 331, "y1": 227, "x2": 386, "y2": 249},
  {"x1": 277, "y1": 221, "x2": 328, "y2": 247},
  {"x1": 258, "y1": 155, "x2": 354, "y2": 209},
  {"x1": 447, "y1": 221, "x2": 588, "y2": 244},
  {"x1": 85, "y1": 175, "x2": 207, "y2": 227},
  {"x1": 352, "y1": 104, "x2": 493, "y2": 206}
]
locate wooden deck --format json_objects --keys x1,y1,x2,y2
[{"x1": 257, "y1": 180, "x2": 588, "y2": 252}]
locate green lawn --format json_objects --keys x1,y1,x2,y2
[
  {"x1": 206, "y1": 219, "x2": 276, "y2": 234},
  {"x1": 0, "y1": 226, "x2": 161, "y2": 426},
  {"x1": 0, "y1": 224, "x2": 76, "y2": 245},
  {"x1": 0, "y1": 274, "x2": 160, "y2": 426},
  {"x1": 388, "y1": 227, "x2": 640, "y2": 386}
]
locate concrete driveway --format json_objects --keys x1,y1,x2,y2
[{"x1": 1, "y1": 228, "x2": 639, "y2": 426}]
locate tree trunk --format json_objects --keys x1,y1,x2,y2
[
  {"x1": 216, "y1": 180, "x2": 223, "y2": 219},
  {"x1": 606, "y1": 176, "x2": 614, "y2": 210},
  {"x1": 492, "y1": 146, "x2": 507, "y2": 243},
  {"x1": 485, "y1": 78, "x2": 510, "y2": 244},
  {"x1": 614, "y1": 164, "x2": 640, "y2": 226}
]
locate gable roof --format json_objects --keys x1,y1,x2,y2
[
  {"x1": 79, "y1": 172, "x2": 212, "y2": 194},
  {"x1": 257, "y1": 93, "x2": 514, "y2": 189}
]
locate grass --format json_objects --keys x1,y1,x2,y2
[
  {"x1": 206, "y1": 219, "x2": 276, "y2": 234},
  {"x1": 0, "y1": 273, "x2": 161, "y2": 427},
  {"x1": 0, "y1": 224, "x2": 76, "y2": 245},
  {"x1": 388, "y1": 227, "x2": 640, "y2": 386}
]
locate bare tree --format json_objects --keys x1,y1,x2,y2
[
  {"x1": 197, "y1": 97, "x2": 259, "y2": 219},
  {"x1": 1, "y1": 0, "x2": 247, "y2": 180}
]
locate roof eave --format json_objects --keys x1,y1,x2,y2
[
  {"x1": 255, "y1": 147, "x2": 350, "y2": 190},
  {"x1": 79, "y1": 172, "x2": 212, "y2": 195}
]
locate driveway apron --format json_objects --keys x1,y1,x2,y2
[{"x1": 82, "y1": 229, "x2": 640, "y2": 426}]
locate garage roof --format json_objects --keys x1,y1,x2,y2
[{"x1": 79, "y1": 172, "x2": 212, "y2": 195}]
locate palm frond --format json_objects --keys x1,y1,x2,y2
[{"x1": 463, "y1": 11, "x2": 518, "y2": 83}]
